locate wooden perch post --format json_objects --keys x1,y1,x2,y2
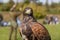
[{"x1": 9, "y1": 3, "x2": 19, "y2": 40}]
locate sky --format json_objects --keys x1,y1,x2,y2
[
  {"x1": 0, "y1": 0, "x2": 60, "y2": 4},
  {"x1": 40, "y1": 0, "x2": 60, "y2": 4}
]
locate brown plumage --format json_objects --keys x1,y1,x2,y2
[
  {"x1": 18, "y1": 7, "x2": 51, "y2": 40},
  {"x1": 31, "y1": 22, "x2": 51, "y2": 40}
]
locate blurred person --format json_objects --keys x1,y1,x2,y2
[
  {"x1": 0, "y1": 14, "x2": 3, "y2": 26},
  {"x1": 45, "y1": 15, "x2": 50, "y2": 24},
  {"x1": 54, "y1": 17, "x2": 59, "y2": 24}
]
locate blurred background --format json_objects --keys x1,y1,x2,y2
[
  {"x1": 0, "y1": 0, "x2": 60, "y2": 40},
  {"x1": 0, "y1": 0, "x2": 60, "y2": 23}
]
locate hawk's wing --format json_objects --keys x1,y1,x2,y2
[{"x1": 30, "y1": 22, "x2": 51, "y2": 40}]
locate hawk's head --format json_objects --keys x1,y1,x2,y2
[{"x1": 23, "y1": 7, "x2": 33, "y2": 16}]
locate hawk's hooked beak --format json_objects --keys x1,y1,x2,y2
[{"x1": 25, "y1": 9, "x2": 31, "y2": 14}]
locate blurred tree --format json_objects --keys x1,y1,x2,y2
[
  {"x1": 37, "y1": 2, "x2": 43, "y2": 6},
  {"x1": 51, "y1": 2, "x2": 58, "y2": 8},
  {"x1": 8, "y1": 0, "x2": 14, "y2": 5},
  {"x1": 24, "y1": 0, "x2": 30, "y2": 4},
  {"x1": 0, "y1": 3, "x2": 3, "y2": 5},
  {"x1": 0, "y1": 0, "x2": 15, "y2": 11},
  {"x1": 24, "y1": 0, "x2": 38, "y2": 3},
  {"x1": 0, "y1": 0, "x2": 3, "y2": 5},
  {"x1": 5, "y1": 0, "x2": 15, "y2": 11},
  {"x1": 45, "y1": 0, "x2": 50, "y2": 12},
  {"x1": 30, "y1": 0, "x2": 38, "y2": 3}
]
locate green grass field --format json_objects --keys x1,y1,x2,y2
[{"x1": 0, "y1": 24, "x2": 60, "y2": 40}]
